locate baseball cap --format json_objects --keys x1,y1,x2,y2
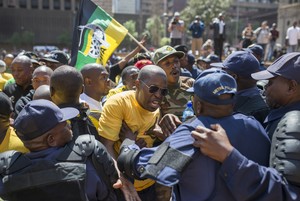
[
  {"x1": 0, "y1": 92, "x2": 13, "y2": 116},
  {"x1": 40, "y1": 50, "x2": 70, "y2": 65},
  {"x1": 152, "y1": 45, "x2": 184, "y2": 65},
  {"x1": 211, "y1": 51, "x2": 260, "y2": 79},
  {"x1": 251, "y1": 52, "x2": 300, "y2": 83},
  {"x1": 174, "y1": 45, "x2": 188, "y2": 53},
  {"x1": 187, "y1": 68, "x2": 237, "y2": 105},
  {"x1": 174, "y1": 12, "x2": 180, "y2": 16},
  {"x1": 244, "y1": 44, "x2": 264, "y2": 58},
  {"x1": 14, "y1": 99, "x2": 79, "y2": 141},
  {"x1": 0, "y1": 60, "x2": 6, "y2": 73},
  {"x1": 201, "y1": 54, "x2": 221, "y2": 63}
]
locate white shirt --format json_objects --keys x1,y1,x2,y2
[
  {"x1": 219, "y1": 20, "x2": 225, "y2": 34},
  {"x1": 79, "y1": 93, "x2": 102, "y2": 112},
  {"x1": 286, "y1": 26, "x2": 300, "y2": 46}
]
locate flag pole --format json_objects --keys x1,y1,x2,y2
[{"x1": 127, "y1": 32, "x2": 150, "y2": 54}]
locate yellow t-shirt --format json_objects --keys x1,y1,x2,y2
[
  {"x1": 1, "y1": 72, "x2": 13, "y2": 81},
  {"x1": 106, "y1": 85, "x2": 128, "y2": 99},
  {"x1": 0, "y1": 126, "x2": 29, "y2": 153},
  {"x1": 98, "y1": 90, "x2": 160, "y2": 191}
]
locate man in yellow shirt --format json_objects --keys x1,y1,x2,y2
[
  {"x1": 98, "y1": 65, "x2": 168, "y2": 201},
  {"x1": 0, "y1": 92, "x2": 28, "y2": 153}
]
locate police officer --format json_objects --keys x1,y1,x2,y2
[
  {"x1": 117, "y1": 69, "x2": 270, "y2": 200},
  {"x1": 0, "y1": 100, "x2": 140, "y2": 201},
  {"x1": 192, "y1": 53, "x2": 300, "y2": 201}
]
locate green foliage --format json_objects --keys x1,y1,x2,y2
[
  {"x1": 144, "y1": 15, "x2": 164, "y2": 48},
  {"x1": 121, "y1": 20, "x2": 138, "y2": 50},
  {"x1": 160, "y1": 37, "x2": 170, "y2": 47},
  {"x1": 57, "y1": 31, "x2": 72, "y2": 46},
  {"x1": 7, "y1": 30, "x2": 35, "y2": 47},
  {"x1": 181, "y1": 0, "x2": 232, "y2": 26}
]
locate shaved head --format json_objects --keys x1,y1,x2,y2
[
  {"x1": 80, "y1": 63, "x2": 106, "y2": 79},
  {"x1": 138, "y1": 65, "x2": 167, "y2": 82},
  {"x1": 50, "y1": 65, "x2": 83, "y2": 105},
  {"x1": 33, "y1": 85, "x2": 51, "y2": 101}
]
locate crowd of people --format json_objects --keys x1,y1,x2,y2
[{"x1": 0, "y1": 11, "x2": 300, "y2": 201}]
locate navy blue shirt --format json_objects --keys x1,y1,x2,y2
[
  {"x1": 131, "y1": 113, "x2": 270, "y2": 201},
  {"x1": 189, "y1": 20, "x2": 205, "y2": 38}
]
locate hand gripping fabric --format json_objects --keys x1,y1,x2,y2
[{"x1": 270, "y1": 110, "x2": 300, "y2": 186}]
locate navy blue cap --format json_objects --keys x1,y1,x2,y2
[
  {"x1": 245, "y1": 44, "x2": 264, "y2": 58},
  {"x1": 14, "y1": 99, "x2": 79, "y2": 141},
  {"x1": 187, "y1": 68, "x2": 237, "y2": 105},
  {"x1": 40, "y1": 50, "x2": 70, "y2": 65},
  {"x1": 211, "y1": 51, "x2": 260, "y2": 79},
  {"x1": 251, "y1": 53, "x2": 300, "y2": 83},
  {"x1": 201, "y1": 54, "x2": 221, "y2": 63},
  {"x1": 187, "y1": 53, "x2": 195, "y2": 65}
]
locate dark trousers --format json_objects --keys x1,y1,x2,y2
[
  {"x1": 138, "y1": 184, "x2": 157, "y2": 201},
  {"x1": 214, "y1": 35, "x2": 224, "y2": 60},
  {"x1": 170, "y1": 38, "x2": 182, "y2": 47}
]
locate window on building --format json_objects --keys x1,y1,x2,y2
[
  {"x1": 65, "y1": 0, "x2": 71, "y2": 10},
  {"x1": 19, "y1": 0, "x2": 27, "y2": 8},
  {"x1": 0, "y1": 0, "x2": 3, "y2": 7},
  {"x1": 43, "y1": 0, "x2": 49, "y2": 9},
  {"x1": 53, "y1": 0, "x2": 60, "y2": 10},
  {"x1": 31, "y1": 0, "x2": 38, "y2": 8}
]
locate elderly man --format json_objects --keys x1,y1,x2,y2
[
  {"x1": 192, "y1": 52, "x2": 300, "y2": 201},
  {"x1": 117, "y1": 69, "x2": 270, "y2": 201},
  {"x1": 98, "y1": 65, "x2": 168, "y2": 201}
]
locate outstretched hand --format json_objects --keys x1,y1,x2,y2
[
  {"x1": 191, "y1": 124, "x2": 233, "y2": 163},
  {"x1": 113, "y1": 175, "x2": 141, "y2": 201}
]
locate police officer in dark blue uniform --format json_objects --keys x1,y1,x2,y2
[
  {"x1": 117, "y1": 69, "x2": 270, "y2": 201},
  {"x1": 192, "y1": 52, "x2": 300, "y2": 201}
]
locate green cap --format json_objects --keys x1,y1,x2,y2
[{"x1": 152, "y1": 45, "x2": 185, "y2": 65}]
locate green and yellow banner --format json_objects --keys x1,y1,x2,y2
[{"x1": 70, "y1": 0, "x2": 128, "y2": 70}]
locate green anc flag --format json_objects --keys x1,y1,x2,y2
[{"x1": 70, "y1": 0, "x2": 128, "y2": 70}]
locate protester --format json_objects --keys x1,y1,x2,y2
[
  {"x1": 117, "y1": 69, "x2": 270, "y2": 201},
  {"x1": 168, "y1": 12, "x2": 185, "y2": 47},
  {"x1": 0, "y1": 99, "x2": 140, "y2": 201},
  {"x1": 3, "y1": 55, "x2": 33, "y2": 108},
  {"x1": 197, "y1": 54, "x2": 221, "y2": 70},
  {"x1": 39, "y1": 50, "x2": 70, "y2": 70},
  {"x1": 98, "y1": 65, "x2": 168, "y2": 201},
  {"x1": 14, "y1": 65, "x2": 53, "y2": 118},
  {"x1": 0, "y1": 92, "x2": 28, "y2": 153},
  {"x1": 32, "y1": 84, "x2": 51, "y2": 100},
  {"x1": 107, "y1": 66, "x2": 140, "y2": 99}
]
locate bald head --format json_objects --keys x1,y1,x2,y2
[
  {"x1": 32, "y1": 66, "x2": 53, "y2": 90},
  {"x1": 33, "y1": 85, "x2": 51, "y2": 101},
  {"x1": 138, "y1": 65, "x2": 167, "y2": 82},
  {"x1": 50, "y1": 65, "x2": 83, "y2": 105},
  {"x1": 80, "y1": 63, "x2": 106, "y2": 79},
  {"x1": 11, "y1": 55, "x2": 33, "y2": 86}
]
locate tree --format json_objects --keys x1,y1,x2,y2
[
  {"x1": 181, "y1": 0, "x2": 232, "y2": 42},
  {"x1": 121, "y1": 20, "x2": 138, "y2": 51},
  {"x1": 143, "y1": 15, "x2": 164, "y2": 48}
]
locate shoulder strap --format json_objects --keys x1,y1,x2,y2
[{"x1": 0, "y1": 150, "x2": 31, "y2": 175}]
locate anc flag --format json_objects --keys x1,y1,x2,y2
[{"x1": 70, "y1": 0, "x2": 128, "y2": 70}]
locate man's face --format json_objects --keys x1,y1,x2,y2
[
  {"x1": 158, "y1": 55, "x2": 181, "y2": 85},
  {"x1": 32, "y1": 72, "x2": 51, "y2": 90},
  {"x1": 264, "y1": 76, "x2": 292, "y2": 109},
  {"x1": 123, "y1": 69, "x2": 139, "y2": 90},
  {"x1": 11, "y1": 61, "x2": 32, "y2": 86},
  {"x1": 49, "y1": 121, "x2": 73, "y2": 147},
  {"x1": 179, "y1": 54, "x2": 188, "y2": 68},
  {"x1": 136, "y1": 74, "x2": 168, "y2": 112},
  {"x1": 93, "y1": 70, "x2": 110, "y2": 97}
]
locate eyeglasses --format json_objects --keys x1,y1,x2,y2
[{"x1": 139, "y1": 80, "x2": 168, "y2": 96}]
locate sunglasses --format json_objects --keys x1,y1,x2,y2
[{"x1": 139, "y1": 80, "x2": 168, "y2": 96}]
